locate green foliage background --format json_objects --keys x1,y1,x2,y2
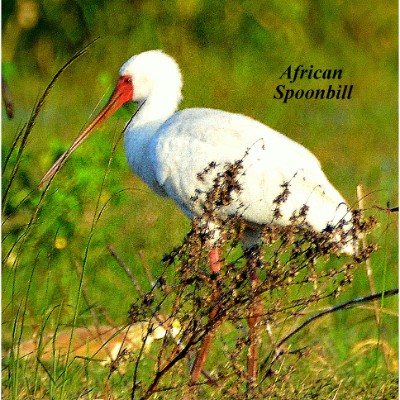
[{"x1": 2, "y1": 0, "x2": 398, "y2": 398}]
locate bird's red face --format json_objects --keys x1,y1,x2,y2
[
  {"x1": 114, "y1": 75, "x2": 134, "y2": 104},
  {"x1": 39, "y1": 75, "x2": 134, "y2": 189}
]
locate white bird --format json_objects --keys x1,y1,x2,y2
[{"x1": 39, "y1": 50, "x2": 355, "y2": 382}]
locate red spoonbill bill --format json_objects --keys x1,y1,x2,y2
[{"x1": 39, "y1": 50, "x2": 355, "y2": 383}]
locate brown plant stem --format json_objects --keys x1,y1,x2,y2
[
  {"x1": 277, "y1": 289, "x2": 398, "y2": 350},
  {"x1": 247, "y1": 268, "x2": 262, "y2": 387}
]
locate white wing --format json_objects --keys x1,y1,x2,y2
[{"x1": 151, "y1": 108, "x2": 350, "y2": 232}]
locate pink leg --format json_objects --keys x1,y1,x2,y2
[
  {"x1": 190, "y1": 248, "x2": 221, "y2": 383},
  {"x1": 209, "y1": 247, "x2": 222, "y2": 273}
]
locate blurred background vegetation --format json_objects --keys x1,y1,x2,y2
[{"x1": 2, "y1": 0, "x2": 398, "y2": 397}]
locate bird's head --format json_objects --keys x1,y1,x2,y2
[
  {"x1": 119, "y1": 50, "x2": 182, "y2": 104},
  {"x1": 39, "y1": 50, "x2": 182, "y2": 190}
]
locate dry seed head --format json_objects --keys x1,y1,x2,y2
[{"x1": 124, "y1": 156, "x2": 378, "y2": 395}]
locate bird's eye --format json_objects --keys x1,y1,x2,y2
[{"x1": 125, "y1": 77, "x2": 132, "y2": 83}]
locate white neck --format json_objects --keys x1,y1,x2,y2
[
  {"x1": 123, "y1": 87, "x2": 182, "y2": 196},
  {"x1": 130, "y1": 87, "x2": 182, "y2": 128}
]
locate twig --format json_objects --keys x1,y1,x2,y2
[
  {"x1": 259, "y1": 288, "x2": 398, "y2": 384},
  {"x1": 138, "y1": 250, "x2": 156, "y2": 287},
  {"x1": 142, "y1": 335, "x2": 198, "y2": 400},
  {"x1": 357, "y1": 186, "x2": 379, "y2": 319},
  {"x1": 107, "y1": 244, "x2": 145, "y2": 296},
  {"x1": 372, "y1": 205, "x2": 399, "y2": 213},
  {"x1": 275, "y1": 288, "x2": 398, "y2": 349},
  {"x1": 108, "y1": 244, "x2": 214, "y2": 394},
  {"x1": 138, "y1": 250, "x2": 166, "y2": 302},
  {"x1": 357, "y1": 185, "x2": 391, "y2": 370}
]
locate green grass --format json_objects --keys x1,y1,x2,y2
[{"x1": 2, "y1": 2, "x2": 398, "y2": 398}]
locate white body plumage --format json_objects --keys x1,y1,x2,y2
[{"x1": 121, "y1": 51, "x2": 352, "y2": 251}]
